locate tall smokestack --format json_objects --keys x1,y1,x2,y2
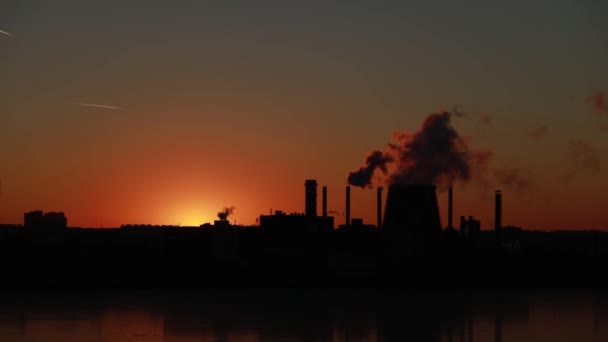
[
  {"x1": 448, "y1": 187, "x2": 453, "y2": 229},
  {"x1": 322, "y1": 186, "x2": 327, "y2": 217},
  {"x1": 305, "y1": 180, "x2": 317, "y2": 217},
  {"x1": 495, "y1": 190, "x2": 502, "y2": 245},
  {"x1": 346, "y1": 186, "x2": 351, "y2": 226},
  {"x1": 377, "y1": 187, "x2": 383, "y2": 228}
]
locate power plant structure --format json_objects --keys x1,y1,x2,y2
[
  {"x1": 260, "y1": 179, "x2": 333, "y2": 232},
  {"x1": 382, "y1": 184, "x2": 442, "y2": 235}
]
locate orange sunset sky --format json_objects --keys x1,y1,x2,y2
[{"x1": 1, "y1": 1, "x2": 607, "y2": 230}]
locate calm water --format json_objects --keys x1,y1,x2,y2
[{"x1": 0, "y1": 289, "x2": 607, "y2": 342}]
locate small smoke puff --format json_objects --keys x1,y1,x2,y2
[
  {"x1": 452, "y1": 105, "x2": 468, "y2": 118},
  {"x1": 479, "y1": 113, "x2": 493, "y2": 126},
  {"x1": 587, "y1": 90, "x2": 607, "y2": 113},
  {"x1": 217, "y1": 206, "x2": 236, "y2": 220},
  {"x1": 493, "y1": 168, "x2": 534, "y2": 193},
  {"x1": 565, "y1": 139, "x2": 602, "y2": 180},
  {"x1": 527, "y1": 125, "x2": 549, "y2": 139},
  {"x1": 347, "y1": 151, "x2": 393, "y2": 188}
]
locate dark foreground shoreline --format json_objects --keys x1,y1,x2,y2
[{"x1": 2, "y1": 226, "x2": 608, "y2": 290}]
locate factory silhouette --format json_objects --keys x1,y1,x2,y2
[
  {"x1": 1, "y1": 177, "x2": 608, "y2": 289},
  {"x1": 0, "y1": 112, "x2": 603, "y2": 288}
]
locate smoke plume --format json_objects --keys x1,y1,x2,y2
[
  {"x1": 565, "y1": 139, "x2": 602, "y2": 181},
  {"x1": 347, "y1": 151, "x2": 393, "y2": 188},
  {"x1": 527, "y1": 125, "x2": 549, "y2": 139},
  {"x1": 217, "y1": 206, "x2": 236, "y2": 220},
  {"x1": 348, "y1": 111, "x2": 491, "y2": 188}
]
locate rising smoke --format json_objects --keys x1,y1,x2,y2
[
  {"x1": 565, "y1": 139, "x2": 602, "y2": 181},
  {"x1": 493, "y1": 167, "x2": 535, "y2": 193},
  {"x1": 348, "y1": 111, "x2": 491, "y2": 189},
  {"x1": 217, "y1": 206, "x2": 236, "y2": 220},
  {"x1": 347, "y1": 151, "x2": 393, "y2": 188}
]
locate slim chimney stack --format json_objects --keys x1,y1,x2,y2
[
  {"x1": 377, "y1": 187, "x2": 383, "y2": 228},
  {"x1": 346, "y1": 186, "x2": 351, "y2": 226},
  {"x1": 322, "y1": 186, "x2": 327, "y2": 217},
  {"x1": 495, "y1": 190, "x2": 502, "y2": 245},
  {"x1": 448, "y1": 187, "x2": 453, "y2": 229},
  {"x1": 305, "y1": 180, "x2": 317, "y2": 217}
]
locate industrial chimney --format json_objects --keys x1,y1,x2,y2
[
  {"x1": 377, "y1": 187, "x2": 383, "y2": 228},
  {"x1": 495, "y1": 190, "x2": 502, "y2": 245},
  {"x1": 305, "y1": 180, "x2": 317, "y2": 217},
  {"x1": 322, "y1": 186, "x2": 327, "y2": 217},
  {"x1": 383, "y1": 184, "x2": 442, "y2": 234},
  {"x1": 346, "y1": 185, "x2": 351, "y2": 226},
  {"x1": 447, "y1": 187, "x2": 453, "y2": 230}
]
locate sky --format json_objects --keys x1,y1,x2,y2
[{"x1": 1, "y1": 0, "x2": 607, "y2": 229}]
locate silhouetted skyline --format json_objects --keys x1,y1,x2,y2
[{"x1": 1, "y1": 1, "x2": 607, "y2": 230}]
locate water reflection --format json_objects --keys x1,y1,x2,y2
[{"x1": 0, "y1": 290, "x2": 607, "y2": 341}]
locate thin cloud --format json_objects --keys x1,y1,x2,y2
[
  {"x1": 452, "y1": 105, "x2": 467, "y2": 118},
  {"x1": 527, "y1": 125, "x2": 549, "y2": 139},
  {"x1": 74, "y1": 102, "x2": 125, "y2": 110},
  {"x1": 0, "y1": 29, "x2": 14, "y2": 37},
  {"x1": 450, "y1": 105, "x2": 493, "y2": 126}
]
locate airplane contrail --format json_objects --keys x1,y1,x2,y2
[
  {"x1": 74, "y1": 102, "x2": 125, "y2": 110},
  {"x1": 0, "y1": 29, "x2": 14, "y2": 37}
]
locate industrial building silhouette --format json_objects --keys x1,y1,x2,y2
[{"x1": 1, "y1": 177, "x2": 608, "y2": 289}]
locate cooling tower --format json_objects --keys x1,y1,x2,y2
[{"x1": 382, "y1": 184, "x2": 442, "y2": 234}]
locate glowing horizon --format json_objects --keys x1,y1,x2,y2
[{"x1": 0, "y1": 1, "x2": 607, "y2": 230}]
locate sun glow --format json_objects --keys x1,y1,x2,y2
[
  {"x1": 174, "y1": 208, "x2": 213, "y2": 227},
  {"x1": 165, "y1": 200, "x2": 215, "y2": 227}
]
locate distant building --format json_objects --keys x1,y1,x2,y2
[
  {"x1": 24, "y1": 211, "x2": 44, "y2": 228},
  {"x1": 460, "y1": 215, "x2": 481, "y2": 241},
  {"x1": 24, "y1": 211, "x2": 67, "y2": 229},
  {"x1": 259, "y1": 210, "x2": 334, "y2": 232},
  {"x1": 214, "y1": 220, "x2": 231, "y2": 227},
  {"x1": 338, "y1": 218, "x2": 375, "y2": 231}
]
